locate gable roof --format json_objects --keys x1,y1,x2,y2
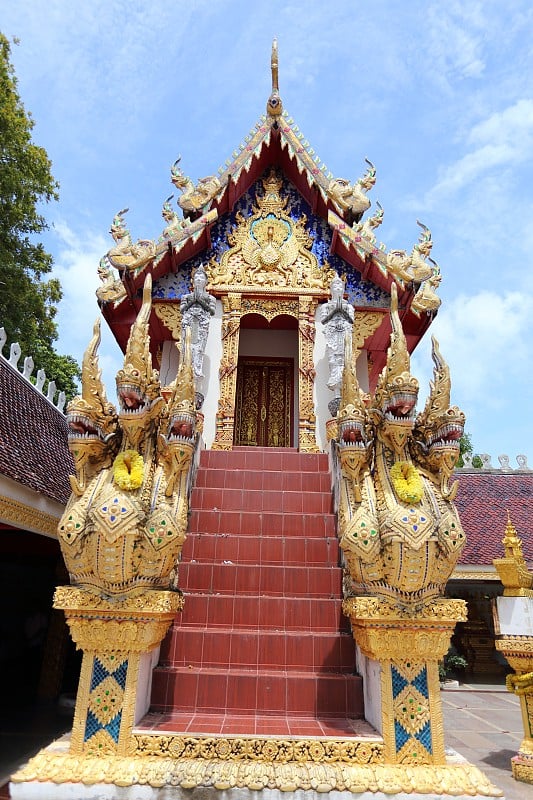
[
  {"x1": 98, "y1": 45, "x2": 437, "y2": 386},
  {"x1": 0, "y1": 356, "x2": 73, "y2": 505},
  {"x1": 454, "y1": 471, "x2": 533, "y2": 566}
]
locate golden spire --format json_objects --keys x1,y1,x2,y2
[
  {"x1": 271, "y1": 38, "x2": 279, "y2": 93},
  {"x1": 493, "y1": 511, "x2": 533, "y2": 596},
  {"x1": 267, "y1": 38, "x2": 283, "y2": 118}
]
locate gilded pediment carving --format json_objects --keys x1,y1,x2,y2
[{"x1": 207, "y1": 170, "x2": 334, "y2": 294}]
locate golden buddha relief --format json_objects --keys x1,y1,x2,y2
[{"x1": 207, "y1": 169, "x2": 334, "y2": 293}]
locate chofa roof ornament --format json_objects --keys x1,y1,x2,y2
[{"x1": 267, "y1": 38, "x2": 283, "y2": 118}]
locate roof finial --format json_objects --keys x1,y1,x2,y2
[
  {"x1": 267, "y1": 38, "x2": 283, "y2": 118},
  {"x1": 271, "y1": 38, "x2": 279, "y2": 93}
]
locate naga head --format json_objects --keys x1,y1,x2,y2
[
  {"x1": 359, "y1": 158, "x2": 376, "y2": 191},
  {"x1": 170, "y1": 157, "x2": 188, "y2": 191},
  {"x1": 161, "y1": 195, "x2": 176, "y2": 224},
  {"x1": 372, "y1": 283, "x2": 419, "y2": 454},
  {"x1": 110, "y1": 208, "x2": 130, "y2": 243},
  {"x1": 337, "y1": 332, "x2": 373, "y2": 497},
  {"x1": 66, "y1": 318, "x2": 121, "y2": 492},
  {"x1": 415, "y1": 219, "x2": 433, "y2": 257},
  {"x1": 158, "y1": 329, "x2": 197, "y2": 494},
  {"x1": 115, "y1": 275, "x2": 164, "y2": 449},
  {"x1": 411, "y1": 336, "x2": 465, "y2": 498}
]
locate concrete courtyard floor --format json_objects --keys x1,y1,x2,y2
[{"x1": 442, "y1": 680, "x2": 532, "y2": 799}]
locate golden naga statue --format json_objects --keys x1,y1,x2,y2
[
  {"x1": 337, "y1": 284, "x2": 465, "y2": 608},
  {"x1": 106, "y1": 208, "x2": 156, "y2": 272},
  {"x1": 96, "y1": 257, "x2": 127, "y2": 305},
  {"x1": 411, "y1": 259, "x2": 442, "y2": 316},
  {"x1": 160, "y1": 194, "x2": 190, "y2": 240},
  {"x1": 353, "y1": 201, "x2": 384, "y2": 245},
  {"x1": 58, "y1": 276, "x2": 197, "y2": 598},
  {"x1": 327, "y1": 158, "x2": 376, "y2": 225},
  {"x1": 170, "y1": 156, "x2": 221, "y2": 216},
  {"x1": 386, "y1": 220, "x2": 435, "y2": 285}
]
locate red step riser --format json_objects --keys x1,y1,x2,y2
[
  {"x1": 151, "y1": 669, "x2": 363, "y2": 717},
  {"x1": 179, "y1": 563, "x2": 342, "y2": 597},
  {"x1": 195, "y1": 468, "x2": 331, "y2": 493},
  {"x1": 188, "y1": 510, "x2": 335, "y2": 538},
  {"x1": 160, "y1": 629, "x2": 355, "y2": 673},
  {"x1": 181, "y1": 534, "x2": 339, "y2": 566},
  {"x1": 169, "y1": 594, "x2": 349, "y2": 632},
  {"x1": 200, "y1": 449, "x2": 329, "y2": 473},
  {"x1": 191, "y1": 487, "x2": 332, "y2": 515}
]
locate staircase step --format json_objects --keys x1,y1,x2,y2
[
  {"x1": 194, "y1": 467, "x2": 331, "y2": 493},
  {"x1": 173, "y1": 593, "x2": 348, "y2": 631},
  {"x1": 191, "y1": 487, "x2": 332, "y2": 514},
  {"x1": 151, "y1": 667, "x2": 364, "y2": 717},
  {"x1": 179, "y1": 562, "x2": 342, "y2": 597},
  {"x1": 182, "y1": 533, "x2": 339, "y2": 566},
  {"x1": 200, "y1": 448, "x2": 329, "y2": 473},
  {"x1": 137, "y1": 710, "x2": 377, "y2": 738},
  {"x1": 189, "y1": 510, "x2": 336, "y2": 537},
  {"x1": 160, "y1": 627, "x2": 355, "y2": 673}
]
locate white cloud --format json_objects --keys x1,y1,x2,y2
[
  {"x1": 414, "y1": 99, "x2": 533, "y2": 208},
  {"x1": 411, "y1": 287, "x2": 533, "y2": 458},
  {"x1": 51, "y1": 221, "x2": 123, "y2": 399}
]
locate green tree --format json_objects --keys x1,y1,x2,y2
[
  {"x1": 0, "y1": 33, "x2": 80, "y2": 399},
  {"x1": 458, "y1": 432, "x2": 483, "y2": 469}
]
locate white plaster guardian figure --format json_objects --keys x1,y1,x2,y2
[
  {"x1": 320, "y1": 273, "x2": 354, "y2": 415},
  {"x1": 180, "y1": 264, "x2": 216, "y2": 405}
]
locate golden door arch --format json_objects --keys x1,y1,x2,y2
[{"x1": 212, "y1": 293, "x2": 319, "y2": 452}]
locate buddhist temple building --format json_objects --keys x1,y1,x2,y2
[{"x1": 3, "y1": 39, "x2": 532, "y2": 800}]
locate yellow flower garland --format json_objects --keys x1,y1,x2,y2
[
  {"x1": 506, "y1": 671, "x2": 533, "y2": 695},
  {"x1": 113, "y1": 449, "x2": 144, "y2": 491},
  {"x1": 390, "y1": 460, "x2": 423, "y2": 504}
]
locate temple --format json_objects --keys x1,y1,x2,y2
[{"x1": 6, "y1": 40, "x2": 531, "y2": 799}]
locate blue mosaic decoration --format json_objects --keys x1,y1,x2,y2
[
  {"x1": 83, "y1": 656, "x2": 128, "y2": 744},
  {"x1": 391, "y1": 663, "x2": 432, "y2": 756},
  {"x1": 152, "y1": 170, "x2": 390, "y2": 308}
]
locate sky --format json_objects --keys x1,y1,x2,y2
[{"x1": 3, "y1": 0, "x2": 533, "y2": 464}]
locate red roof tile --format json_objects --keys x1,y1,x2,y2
[
  {"x1": 454, "y1": 472, "x2": 533, "y2": 566},
  {"x1": 0, "y1": 358, "x2": 73, "y2": 504}
]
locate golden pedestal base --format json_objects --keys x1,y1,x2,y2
[
  {"x1": 495, "y1": 635, "x2": 533, "y2": 784},
  {"x1": 52, "y1": 585, "x2": 183, "y2": 757}
]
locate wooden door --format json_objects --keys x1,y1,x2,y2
[{"x1": 234, "y1": 358, "x2": 293, "y2": 447}]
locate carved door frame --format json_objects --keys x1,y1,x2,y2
[{"x1": 212, "y1": 293, "x2": 319, "y2": 452}]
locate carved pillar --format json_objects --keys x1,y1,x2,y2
[
  {"x1": 344, "y1": 596, "x2": 467, "y2": 765},
  {"x1": 212, "y1": 292, "x2": 241, "y2": 450},
  {"x1": 495, "y1": 635, "x2": 533, "y2": 783},
  {"x1": 53, "y1": 587, "x2": 182, "y2": 756},
  {"x1": 298, "y1": 296, "x2": 319, "y2": 453}
]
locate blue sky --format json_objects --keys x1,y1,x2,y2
[{"x1": 3, "y1": 1, "x2": 533, "y2": 464}]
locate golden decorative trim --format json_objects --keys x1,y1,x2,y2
[
  {"x1": 450, "y1": 570, "x2": 499, "y2": 580},
  {"x1": 154, "y1": 302, "x2": 182, "y2": 344},
  {"x1": 512, "y1": 759, "x2": 533, "y2": 784},
  {"x1": 298, "y1": 295, "x2": 319, "y2": 452},
  {"x1": 132, "y1": 733, "x2": 383, "y2": 763},
  {"x1": 0, "y1": 494, "x2": 60, "y2": 537},
  {"x1": 12, "y1": 748, "x2": 502, "y2": 796},
  {"x1": 352, "y1": 311, "x2": 385, "y2": 359}
]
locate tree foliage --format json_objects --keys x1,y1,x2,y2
[
  {"x1": 0, "y1": 33, "x2": 80, "y2": 398},
  {"x1": 458, "y1": 432, "x2": 483, "y2": 469}
]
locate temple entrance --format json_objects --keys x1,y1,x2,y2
[{"x1": 234, "y1": 357, "x2": 293, "y2": 447}]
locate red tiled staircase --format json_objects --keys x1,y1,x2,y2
[{"x1": 143, "y1": 447, "x2": 364, "y2": 737}]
